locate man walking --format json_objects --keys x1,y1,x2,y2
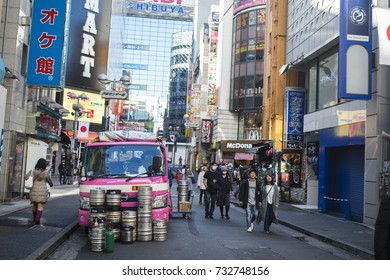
[
  {"x1": 203, "y1": 162, "x2": 219, "y2": 219},
  {"x1": 239, "y1": 169, "x2": 262, "y2": 232},
  {"x1": 58, "y1": 159, "x2": 66, "y2": 185}
]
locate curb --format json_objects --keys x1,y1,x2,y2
[{"x1": 25, "y1": 220, "x2": 80, "y2": 260}]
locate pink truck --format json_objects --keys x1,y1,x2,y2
[{"x1": 77, "y1": 131, "x2": 171, "y2": 228}]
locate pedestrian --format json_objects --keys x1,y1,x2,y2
[
  {"x1": 178, "y1": 156, "x2": 183, "y2": 167},
  {"x1": 25, "y1": 158, "x2": 53, "y2": 225},
  {"x1": 58, "y1": 159, "x2": 66, "y2": 185},
  {"x1": 197, "y1": 165, "x2": 207, "y2": 205},
  {"x1": 168, "y1": 166, "x2": 173, "y2": 189},
  {"x1": 217, "y1": 167, "x2": 233, "y2": 219},
  {"x1": 203, "y1": 162, "x2": 219, "y2": 219},
  {"x1": 175, "y1": 169, "x2": 183, "y2": 181},
  {"x1": 66, "y1": 161, "x2": 72, "y2": 184},
  {"x1": 239, "y1": 169, "x2": 262, "y2": 232},
  {"x1": 374, "y1": 194, "x2": 390, "y2": 259},
  {"x1": 260, "y1": 174, "x2": 280, "y2": 234}
]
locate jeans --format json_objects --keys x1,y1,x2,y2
[
  {"x1": 205, "y1": 192, "x2": 217, "y2": 217},
  {"x1": 264, "y1": 203, "x2": 274, "y2": 231},
  {"x1": 59, "y1": 172, "x2": 66, "y2": 185},
  {"x1": 199, "y1": 189, "x2": 206, "y2": 203},
  {"x1": 246, "y1": 204, "x2": 257, "y2": 228}
]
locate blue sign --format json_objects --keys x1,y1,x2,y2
[
  {"x1": 339, "y1": 0, "x2": 372, "y2": 100},
  {"x1": 27, "y1": 0, "x2": 66, "y2": 86},
  {"x1": 123, "y1": 63, "x2": 148, "y2": 70},
  {"x1": 285, "y1": 88, "x2": 305, "y2": 150}
]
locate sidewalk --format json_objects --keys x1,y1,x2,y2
[
  {"x1": 0, "y1": 178, "x2": 376, "y2": 259},
  {"x1": 229, "y1": 194, "x2": 375, "y2": 259}
]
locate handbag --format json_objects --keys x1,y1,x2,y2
[{"x1": 25, "y1": 172, "x2": 33, "y2": 189}]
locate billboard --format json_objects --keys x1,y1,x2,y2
[
  {"x1": 62, "y1": 88, "x2": 105, "y2": 124},
  {"x1": 65, "y1": 0, "x2": 111, "y2": 91},
  {"x1": 126, "y1": 0, "x2": 194, "y2": 20},
  {"x1": 233, "y1": 0, "x2": 266, "y2": 15},
  {"x1": 27, "y1": 0, "x2": 67, "y2": 86}
]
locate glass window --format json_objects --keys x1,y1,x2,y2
[
  {"x1": 308, "y1": 61, "x2": 317, "y2": 113},
  {"x1": 318, "y1": 48, "x2": 338, "y2": 109}
]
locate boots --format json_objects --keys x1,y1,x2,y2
[
  {"x1": 32, "y1": 210, "x2": 37, "y2": 222},
  {"x1": 35, "y1": 211, "x2": 43, "y2": 225}
]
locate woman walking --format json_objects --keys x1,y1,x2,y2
[
  {"x1": 26, "y1": 158, "x2": 53, "y2": 225},
  {"x1": 217, "y1": 168, "x2": 233, "y2": 219},
  {"x1": 197, "y1": 166, "x2": 207, "y2": 205},
  {"x1": 260, "y1": 174, "x2": 279, "y2": 234}
]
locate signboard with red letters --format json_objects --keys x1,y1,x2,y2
[{"x1": 27, "y1": 0, "x2": 66, "y2": 86}]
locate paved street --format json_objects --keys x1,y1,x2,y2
[{"x1": 0, "y1": 178, "x2": 375, "y2": 260}]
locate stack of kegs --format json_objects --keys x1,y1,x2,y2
[
  {"x1": 137, "y1": 186, "x2": 153, "y2": 241},
  {"x1": 121, "y1": 209, "x2": 137, "y2": 242},
  {"x1": 89, "y1": 188, "x2": 106, "y2": 252},
  {"x1": 105, "y1": 190, "x2": 121, "y2": 241},
  {"x1": 153, "y1": 219, "x2": 167, "y2": 241},
  {"x1": 177, "y1": 179, "x2": 190, "y2": 208}
]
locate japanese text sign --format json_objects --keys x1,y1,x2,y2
[
  {"x1": 27, "y1": 0, "x2": 66, "y2": 86},
  {"x1": 284, "y1": 88, "x2": 305, "y2": 150}
]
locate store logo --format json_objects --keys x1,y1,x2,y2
[
  {"x1": 226, "y1": 143, "x2": 253, "y2": 149},
  {"x1": 349, "y1": 6, "x2": 367, "y2": 26}
]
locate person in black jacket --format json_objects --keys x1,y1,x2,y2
[
  {"x1": 217, "y1": 167, "x2": 233, "y2": 219},
  {"x1": 374, "y1": 194, "x2": 390, "y2": 259},
  {"x1": 239, "y1": 169, "x2": 262, "y2": 232},
  {"x1": 58, "y1": 160, "x2": 66, "y2": 185},
  {"x1": 203, "y1": 162, "x2": 220, "y2": 219}
]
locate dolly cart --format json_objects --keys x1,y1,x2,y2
[{"x1": 171, "y1": 190, "x2": 194, "y2": 219}]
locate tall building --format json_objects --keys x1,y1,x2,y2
[{"x1": 121, "y1": 0, "x2": 194, "y2": 133}]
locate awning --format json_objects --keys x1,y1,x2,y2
[{"x1": 234, "y1": 152, "x2": 254, "y2": 161}]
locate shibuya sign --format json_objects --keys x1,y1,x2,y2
[{"x1": 127, "y1": 0, "x2": 194, "y2": 20}]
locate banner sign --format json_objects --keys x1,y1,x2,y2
[
  {"x1": 201, "y1": 119, "x2": 212, "y2": 144},
  {"x1": 233, "y1": 0, "x2": 266, "y2": 15},
  {"x1": 126, "y1": 0, "x2": 194, "y2": 20},
  {"x1": 284, "y1": 88, "x2": 305, "y2": 150},
  {"x1": 27, "y1": 0, "x2": 66, "y2": 86},
  {"x1": 339, "y1": 0, "x2": 372, "y2": 100}
]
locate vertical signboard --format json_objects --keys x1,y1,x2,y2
[
  {"x1": 65, "y1": 0, "x2": 111, "y2": 91},
  {"x1": 201, "y1": 119, "x2": 213, "y2": 144},
  {"x1": 27, "y1": 0, "x2": 67, "y2": 86},
  {"x1": 284, "y1": 88, "x2": 305, "y2": 150},
  {"x1": 339, "y1": 0, "x2": 372, "y2": 99}
]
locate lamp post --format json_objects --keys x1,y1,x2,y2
[
  {"x1": 69, "y1": 92, "x2": 89, "y2": 184},
  {"x1": 97, "y1": 73, "x2": 131, "y2": 131}
]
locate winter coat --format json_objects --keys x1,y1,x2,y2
[
  {"x1": 239, "y1": 179, "x2": 262, "y2": 209},
  {"x1": 29, "y1": 169, "x2": 53, "y2": 203},
  {"x1": 260, "y1": 184, "x2": 280, "y2": 222},
  {"x1": 216, "y1": 175, "x2": 232, "y2": 206},
  {"x1": 197, "y1": 170, "x2": 206, "y2": 190},
  {"x1": 374, "y1": 194, "x2": 390, "y2": 259}
]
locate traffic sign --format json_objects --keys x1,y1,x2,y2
[{"x1": 99, "y1": 90, "x2": 128, "y2": 100}]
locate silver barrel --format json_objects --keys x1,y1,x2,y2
[
  {"x1": 90, "y1": 189, "x2": 105, "y2": 208},
  {"x1": 153, "y1": 219, "x2": 167, "y2": 242},
  {"x1": 106, "y1": 189, "x2": 121, "y2": 210}
]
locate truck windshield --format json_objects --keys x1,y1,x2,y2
[{"x1": 83, "y1": 144, "x2": 165, "y2": 177}]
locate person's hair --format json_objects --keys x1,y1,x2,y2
[
  {"x1": 35, "y1": 158, "x2": 47, "y2": 170},
  {"x1": 264, "y1": 174, "x2": 274, "y2": 185}
]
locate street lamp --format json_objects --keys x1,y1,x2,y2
[
  {"x1": 97, "y1": 73, "x2": 131, "y2": 131},
  {"x1": 69, "y1": 92, "x2": 89, "y2": 184}
]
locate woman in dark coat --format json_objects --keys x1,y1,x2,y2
[
  {"x1": 374, "y1": 194, "x2": 390, "y2": 259},
  {"x1": 216, "y1": 168, "x2": 233, "y2": 219}
]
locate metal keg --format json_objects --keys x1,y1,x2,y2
[
  {"x1": 153, "y1": 219, "x2": 167, "y2": 242},
  {"x1": 106, "y1": 189, "x2": 121, "y2": 210},
  {"x1": 90, "y1": 189, "x2": 105, "y2": 208},
  {"x1": 89, "y1": 227, "x2": 105, "y2": 252},
  {"x1": 89, "y1": 208, "x2": 106, "y2": 227},
  {"x1": 121, "y1": 226, "x2": 135, "y2": 244},
  {"x1": 177, "y1": 179, "x2": 189, "y2": 202},
  {"x1": 137, "y1": 228, "x2": 153, "y2": 241}
]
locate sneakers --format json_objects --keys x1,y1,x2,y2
[
  {"x1": 220, "y1": 215, "x2": 224, "y2": 219},
  {"x1": 250, "y1": 223, "x2": 254, "y2": 231},
  {"x1": 265, "y1": 230, "x2": 270, "y2": 234},
  {"x1": 247, "y1": 227, "x2": 253, "y2": 232},
  {"x1": 226, "y1": 214, "x2": 230, "y2": 220}
]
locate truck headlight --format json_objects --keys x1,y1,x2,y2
[{"x1": 152, "y1": 193, "x2": 168, "y2": 209}]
